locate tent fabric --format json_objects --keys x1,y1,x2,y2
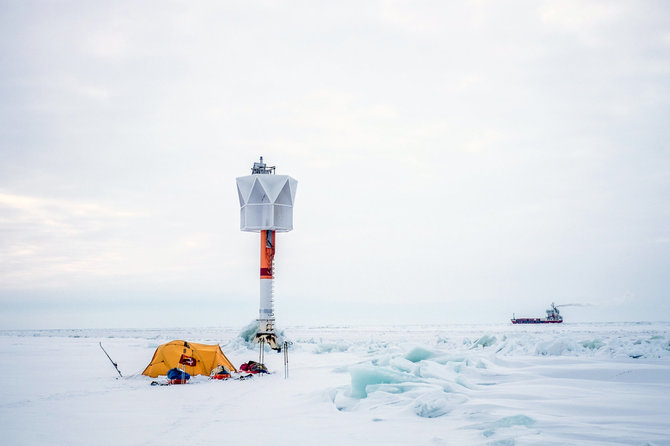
[{"x1": 142, "y1": 340, "x2": 237, "y2": 378}]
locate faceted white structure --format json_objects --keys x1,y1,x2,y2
[{"x1": 236, "y1": 174, "x2": 298, "y2": 232}]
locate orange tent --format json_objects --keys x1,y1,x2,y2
[{"x1": 142, "y1": 340, "x2": 237, "y2": 378}]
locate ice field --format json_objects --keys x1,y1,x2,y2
[{"x1": 1, "y1": 322, "x2": 669, "y2": 445}]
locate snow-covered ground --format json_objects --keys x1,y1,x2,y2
[{"x1": 2, "y1": 322, "x2": 669, "y2": 445}]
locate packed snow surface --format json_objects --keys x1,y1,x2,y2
[{"x1": 2, "y1": 322, "x2": 669, "y2": 445}]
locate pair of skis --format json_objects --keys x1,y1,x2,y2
[{"x1": 99, "y1": 342, "x2": 123, "y2": 378}]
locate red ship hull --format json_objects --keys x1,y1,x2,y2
[{"x1": 511, "y1": 318, "x2": 563, "y2": 324}]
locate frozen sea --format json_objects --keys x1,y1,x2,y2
[{"x1": 1, "y1": 322, "x2": 669, "y2": 445}]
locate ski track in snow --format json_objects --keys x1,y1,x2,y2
[{"x1": 1, "y1": 322, "x2": 669, "y2": 445}]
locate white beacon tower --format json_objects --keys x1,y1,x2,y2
[{"x1": 236, "y1": 157, "x2": 297, "y2": 350}]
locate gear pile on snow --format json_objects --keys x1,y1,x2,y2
[{"x1": 239, "y1": 361, "x2": 269, "y2": 374}]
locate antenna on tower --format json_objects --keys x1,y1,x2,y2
[{"x1": 251, "y1": 156, "x2": 275, "y2": 175}]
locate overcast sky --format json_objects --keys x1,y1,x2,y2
[{"x1": 1, "y1": 1, "x2": 668, "y2": 329}]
